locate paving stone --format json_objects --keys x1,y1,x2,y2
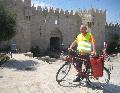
[{"x1": 0, "y1": 54, "x2": 120, "y2": 93}]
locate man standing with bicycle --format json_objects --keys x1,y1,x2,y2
[{"x1": 68, "y1": 25, "x2": 96, "y2": 82}]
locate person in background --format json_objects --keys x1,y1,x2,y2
[{"x1": 10, "y1": 43, "x2": 17, "y2": 58}]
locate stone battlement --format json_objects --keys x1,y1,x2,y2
[
  {"x1": 106, "y1": 23, "x2": 120, "y2": 28},
  {"x1": 1, "y1": 0, "x2": 105, "y2": 17},
  {"x1": 31, "y1": 5, "x2": 106, "y2": 16},
  {"x1": 31, "y1": 5, "x2": 76, "y2": 16},
  {"x1": 79, "y1": 8, "x2": 106, "y2": 14}
]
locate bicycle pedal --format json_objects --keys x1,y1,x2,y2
[
  {"x1": 57, "y1": 80, "x2": 62, "y2": 83},
  {"x1": 90, "y1": 76, "x2": 98, "y2": 80},
  {"x1": 93, "y1": 77, "x2": 99, "y2": 80},
  {"x1": 62, "y1": 71, "x2": 66, "y2": 74}
]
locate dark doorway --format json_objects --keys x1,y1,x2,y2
[{"x1": 50, "y1": 37, "x2": 60, "y2": 52}]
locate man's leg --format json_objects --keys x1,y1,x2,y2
[
  {"x1": 73, "y1": 61, "x2": 82, "y2": 82},
  {"x1": 73, "y1": 54, "x2": 90, "y2": 82}
]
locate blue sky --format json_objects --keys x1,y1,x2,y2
[{"x1": 32, "y1": 0, "x2": 120, "y2": 24}]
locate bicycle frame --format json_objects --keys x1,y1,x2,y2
[
  {"x1": 56, "y1": 50, "x2": 110, "y2": 87},
  {"x1": 65, "y1": 50, "x2": 91, "y2": 77}
]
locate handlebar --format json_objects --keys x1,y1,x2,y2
[
  {"x1": 68, "y1": 49, "x2": 98, "y2": 57},
  {"x1": 68, "y1": 49, "x2": 79, "y2": 57},
  {"x1": 66, "y1": 49, "x2": 106, "y2": 63},
  {"x1": 89, "y1": 54, "x2": 99, "y2": 58}
]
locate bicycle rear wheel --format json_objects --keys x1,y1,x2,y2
[
  {"x1": 104, "y1": 55, "x2": 111, "y2": 62},
  {"x1": 87, "y1": 67, "x2": 110, "y2": 87},
  {"x1": 56, "y1": 62, "x2": 71, "y2": 83}
]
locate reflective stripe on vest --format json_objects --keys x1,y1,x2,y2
[
  {"x1": 77, "y1": 33, "x2": 91, "y2": 53},
  {"x1": 77, "y1": 41, "x2": 91, "y2": 53}
]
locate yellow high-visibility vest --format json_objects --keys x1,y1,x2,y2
[{"x1": 76, "y1": 32, "x2": 92, "y2": 53}]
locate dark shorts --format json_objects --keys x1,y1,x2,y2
[{"x1": 76, "y1": 54, "x2": 90, "y2": 68}]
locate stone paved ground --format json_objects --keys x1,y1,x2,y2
[{"x1": 0, "y1": 54, "x2": 120, "y2": 93}]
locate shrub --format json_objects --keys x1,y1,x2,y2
[
  {"x1": 30, "y1": 46, "x2": 42, "y2": 57},
  {"x1": 0, "y1": 54, "x2": 10, "y2": 66}
]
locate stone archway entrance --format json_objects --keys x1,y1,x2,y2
[
  {"x1": 50, "y1": 37, "x2": 60, "y2": 51},
  {"x1": 50, "y1": 28, "x2": 62, "y2": 52}
]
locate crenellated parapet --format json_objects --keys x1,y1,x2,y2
[
  {"x1": 105, "y1": 22, "x2": 120, "y2": 40},
  {"x1": 43, "y1": 7, "x2": 48, "y2": 13},
  {"x1": 105, "y1": 22, "x2": 120, "y2": 44},
  {"x1": 55, "y1": 8, "x2": 59, "y2": 14},
  {"x1": 114, "y1": 23, "x2": 120, "y2": 27},
  {"x1": 78, "y1": 8, "x2": 105, "y2": 15},
  {"x1": 1, "y1": 0, "x2": 105, "y2": 18},
  {"x1": 31, "y1": 4, "x2": 36, "y2": 11},
  {"x1": 70, "y1": 10, "x2": 74, "y2": 15},
  {"x1": 106, "y1": 23, "x2": 120, "y2": 28},
  {"x1": 49, "y1": 7, "x2": 54, "y2": 13},
  {"x1": 37, "y1": 6, "x2": 42, "y2": 12},
  {"x1": 65, "y1": 10, "x2": 69, "y2": 15},
  {"x1": 30, "y1": 5, "x2": 78, "y2": 17},
  {"x1": 60, "y1": 8, "x2": 64, "y2": 14}
]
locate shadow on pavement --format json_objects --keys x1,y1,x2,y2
[
  {"x1": 82, "y1": 83, "x2": 120, "y2": 93},
  {"x1": 0, "y1": 76, "x2": 3, "y2": 78},
  {"x1": 57, "y1": 79, "x2": 88, "y2": 88},
  {"x1": 102, "y1": 83, "x2": 120, "y2": 93},
  {"x1": 0, "y1": 59, "x2": 39, "y2": 71},
  {"x1": 57, "y1": 79, "x2": 120, "y2": 93}
]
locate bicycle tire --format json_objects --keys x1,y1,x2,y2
[
  {"x1": 87, "y1": 67, "x2": 110, "y2": 87},
  {"x1": 104, "y1": 55, "x2": 111, "y2": 62},
  {"x1": 56, "y1": 62, "x2": 71, "y2": 83}
]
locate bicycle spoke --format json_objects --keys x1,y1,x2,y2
[{"x1": 56, "y1": 63, "x2": 71, "y2": 83}]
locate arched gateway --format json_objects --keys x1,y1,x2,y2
[{"x1": 50, "y1": 28, "x2": 62, "y2": 52}]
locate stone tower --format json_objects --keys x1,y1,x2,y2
[{"x1": 78, "y1": 9, "x2": 106, "y2": 52}]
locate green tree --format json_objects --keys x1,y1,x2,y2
[{"x1": 0, "y1": 5, "x2": 16, "y2": 41}]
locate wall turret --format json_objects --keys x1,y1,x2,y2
[
  {"x1": 55, "y1": 8, "x2": 59, "y2": 14},
  {"x1": 43, "y1": 7, "x2": 48, "y2": 13},
  {"x1": 37, "y1": 6, "x2": 42, "y2": 12},
  {"x1": 24, "y1": 0, "x2": 31, "y2": 7},
  {"x1": 70, "y1": 10, "x2": 73, "y2": 15},
  {"x1": 49, "y1": 7, "x2": 54, "y2": 13},
  {"x1": 60, "y1": 9, "x2": 64, "y2": 14},
  {"x1": 65, "y1": 10, "x2": 69, "y2": 15}
]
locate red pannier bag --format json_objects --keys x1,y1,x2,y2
[{"x1": 90, "y1": 56, "x2": 104, "y2": 78}]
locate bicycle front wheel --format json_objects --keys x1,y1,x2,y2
[
  {"x1": 87, "y1": 67, "x2": 110, "y2": 87},
  {"x1": 56, "y1": 62, "x2": 71, "y2": 83}
]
